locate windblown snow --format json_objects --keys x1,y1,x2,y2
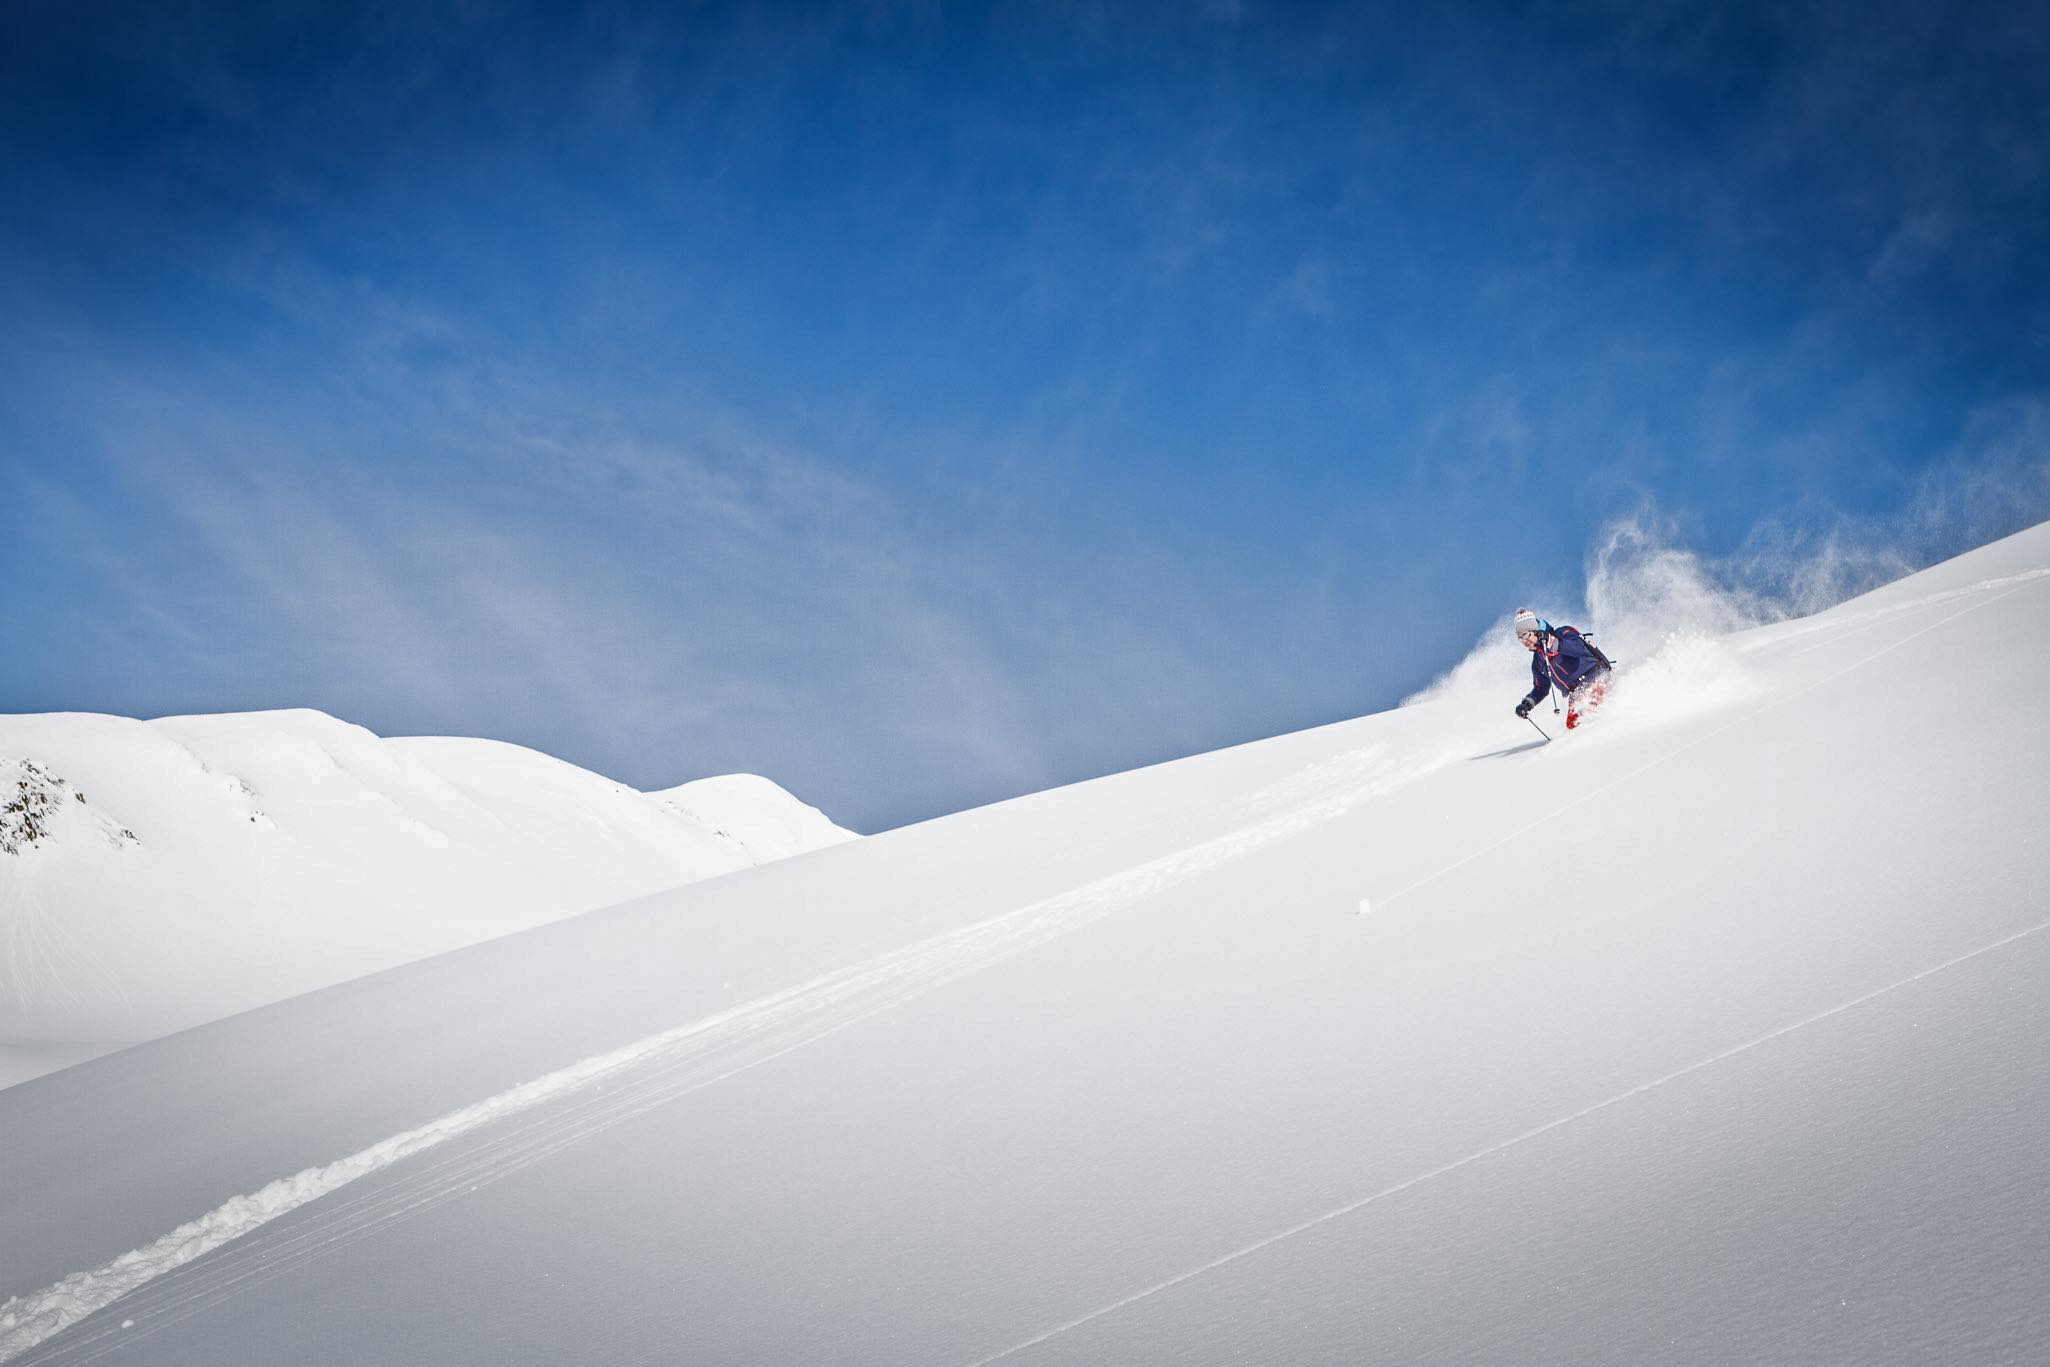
[
  {"x1": 0, "y1": 710, "x2": 853, "y2": 1087},
  {"x1": 3, "y1": 524, "x2": 2048, "y2": 1366}
]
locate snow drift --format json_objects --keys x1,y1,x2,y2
[
  {"x1": 2, "y1": 524, "x2": 2048, "y2": 1365},
  {"x1": 0, "y1": 709, "x2": 853, "y2": 1086}
]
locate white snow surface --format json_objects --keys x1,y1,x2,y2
[
  {"x1": 0, "y1": 710, "x2": 854, "y2": 1081},
  {"x1": 648, "y1": 772, "x2": 853, "y2": 863},
  {"x1": 3, "y1": 524, "x2": 2049, "y2": 1365}
]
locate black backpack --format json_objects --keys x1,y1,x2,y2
[{"x1": 1552, "y1": 624, "x2": 1617, "y2": 671}]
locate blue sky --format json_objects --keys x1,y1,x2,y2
[{"x1": 4, "y1": 1, "x2": 2048, "y2": 831}]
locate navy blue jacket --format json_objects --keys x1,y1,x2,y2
[{"x1": 1524, "y1": 627, "x2": 1607, "y2": 707}]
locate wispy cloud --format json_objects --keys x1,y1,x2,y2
[
  {"x1": 9, "y1": 300, "x2": 1256, "y2": 828},
  {"x1": 6, "y1": 0, "x2": 2047, "y2": 830}
]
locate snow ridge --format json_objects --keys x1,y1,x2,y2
[
  {"x1": 0, "y1": 743, "x2": 1447, "y2": 1362},
  {"x1": 0, "y1": 712, "x2": 853, "y2": 1069}
]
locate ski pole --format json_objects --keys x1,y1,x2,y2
[{"x1": 1525, "y1": 714, "x2": 1551, "y2": 742}]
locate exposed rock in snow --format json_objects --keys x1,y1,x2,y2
[{"x1": 0, "y1": 761, "x2": 137, "y2": 857}]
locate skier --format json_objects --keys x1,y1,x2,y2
[{"x1": 1513, "y1": 607, "x2": 1611, "y2": 730}]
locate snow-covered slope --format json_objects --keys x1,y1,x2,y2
[
  {"x1": 3, "y1": 525, "x2": 2048, "y2": 1365},
  {"x1": 0, "y1": 710, "x2": 854, "y2": 1085}
]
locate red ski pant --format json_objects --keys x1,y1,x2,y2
[{"x1": 1564, "y1": 674, "x2": 1610, "y2": 730}]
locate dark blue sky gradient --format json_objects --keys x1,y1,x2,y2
[{"x1": 5, "y1": 2, "x2": 2048, "y2": 829}]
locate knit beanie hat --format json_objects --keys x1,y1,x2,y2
[{"x1": 1512, "y1": 607, "x2": 1541, "y2": 638}]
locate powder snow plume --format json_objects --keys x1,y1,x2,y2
[
  {"x1": 1411, "y1": 402, "x2": 2050, "y2": 720},
  {"x1": 1404, "y1": 502, "x2": 1948, "y2": 721}
]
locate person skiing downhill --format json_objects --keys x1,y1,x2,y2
[{"x1": 1513, "y1": 607, "x2": 1611, "y2": 730}]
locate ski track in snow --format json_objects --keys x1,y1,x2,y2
[
  {"x1": 0, "y1": 870, "x2": 130, "y2": 1022},
  {"x1": 5, "y1": 568, "x2": 2040, "y2": 1364},
  {"x1": 0, "y1": 746, "x2": 1450, "y2": 1364},
  {"x1": 962, "y1": 916, "x2": 2050, "y2": 1367}
]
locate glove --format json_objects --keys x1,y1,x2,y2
[{"x1": 1515, "y1": 699, "x2": 1533, "y2": 719}]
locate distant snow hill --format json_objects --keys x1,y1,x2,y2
[
  {"x1": 3, "y1": 523, "x2": 2049, "y2": 1366},
  {"x1": 0, "y1": 709, "x2": 854, "y2": 1087}
]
